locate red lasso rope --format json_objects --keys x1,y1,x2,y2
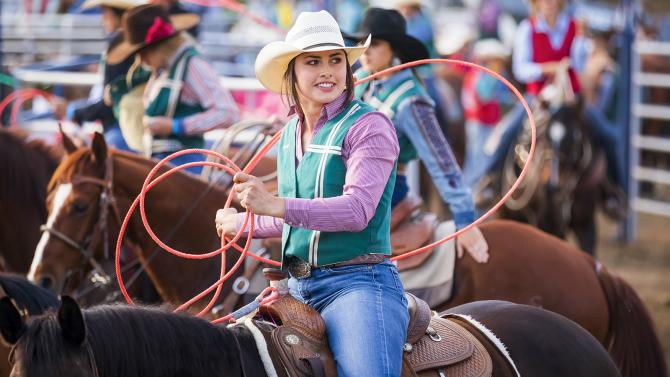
[
  {"x1": 0, "y1": 88, "x2": 56, "y2": 127},
  {"x1": 115, "y1": 59, "x2": 536, "y2": 322}
]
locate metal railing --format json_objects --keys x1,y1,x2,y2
[{"x1": 629, "y1": 39, "x2": 670, "y2": 228}]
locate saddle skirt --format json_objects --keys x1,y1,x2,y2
[{"x1": 238, "y1": 293, "x2": 495, "y2": 377}]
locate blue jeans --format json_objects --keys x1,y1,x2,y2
[
  {"x1": 288, "y1": 260, "x2": 409, "y2": 377},
  {"x1": 391, "y1": 175, "x2": 409, "y2": 208},
  {"x1": 583, "y1": 104, "x2": 624, "y2": 188},
  {"x1": 464, "y1": 121, "x2": 495, "y2": 187},
  {"x1": 152, "y1": 151, "x2": 205, "y2": 175},
  {"x1": 104, "y1": 124, "x2": 132, "y2": 152}
]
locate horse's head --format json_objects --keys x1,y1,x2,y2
[
  {"x1": 28, "y1": 132, "x2": 115, "y2": 297},
  {"x1": 1, "y1": 296, "x2": 95, "y2": 377}
]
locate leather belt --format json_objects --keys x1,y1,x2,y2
[{"x1": 286, "y1": 254, "x2": 388, "y2": 279}]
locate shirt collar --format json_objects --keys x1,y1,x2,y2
[
  {"x1": 286, "y1": 91, "x2": 349, "y2": 122},
  {"x1": 535, "y1": 11, "x2": 569, "y2": 34},
  {"x1": 373, "y1": 68, "x2": 414, "y2": 92}
]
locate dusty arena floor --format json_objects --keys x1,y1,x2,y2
[{"x1": 596, "y1": 212, "x2": 670, "y2": 367}]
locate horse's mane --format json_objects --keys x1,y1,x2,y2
[
  {"x1": 18, "y1": 304, "x2": 243, "y2": 377},
  {"x1": 0, "y1": 129, "x2": 63, "y2": 211},
  {"x1": 0, "y1": 272, "x2": 59, "y2": 314}
]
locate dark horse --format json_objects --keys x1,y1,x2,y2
[
  {"x1": 489, "y1": 101, "x2": 613, "y2": 255},
  {"x1": 29, "y1": 134, "x2": 665, "y2": 377},
  {"x1": 0, "y1": 129, "x2": 62, "y2": 272},
  {"x1": 0, "y1": 296, "x2": 619, "y2": 377},
  {"x1": 0, "y1": 272, "x2": 60, "y2": 377}
]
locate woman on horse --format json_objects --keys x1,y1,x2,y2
[
  {"x1": 216, "y1": 10, "x2": 408, "y2": 376},
  {"x1": 347, "y1": 8, "x2": 489, "y2": 263},
  {"x1": 107, "y1": 4, "x2": 240, "y2": 173}
]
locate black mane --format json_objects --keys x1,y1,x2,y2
[
  {"x1": 0, "y1": 272, "x2": 59, "y2": 314},
  {"x1": 16, "y1": 304, "x2": 261, "y2": 377}
]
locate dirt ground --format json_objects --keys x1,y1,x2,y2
[{"x1": 594, "y1": 212, "x2": 670, "y2": 367}]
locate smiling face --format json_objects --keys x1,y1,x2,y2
[
  {"x1": 292, "y1": 50, "x2": 349, "y2": 108},
  {"x1": 360, "y1": 39, "x2": 394, "y2": 74}
]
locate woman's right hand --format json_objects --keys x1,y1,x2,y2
[{"x1": 215, "y1": 208, "x2": 238, "y2": 237}]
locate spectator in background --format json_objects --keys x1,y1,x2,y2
[
  {"x1": 107, "y1": 4, "x2": 240, "y2": 174},
  {"x1": 461, "y1": 39, "x2": 513, "y2": 186},
  {"x1": 58, "y1": 0, "x2": 148, "y2": 152}
]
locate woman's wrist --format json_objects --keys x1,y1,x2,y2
[{"x1": 271, "y1": 197, "x2": 286, "y2": 218}]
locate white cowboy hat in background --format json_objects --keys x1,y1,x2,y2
[
  {"x1": 255, "y1": 10, "x2": 370, "y2": 94},
  {"x1": 80, "y1": 0, "x2": 147, "y2": 10},
  {"x1": 472, "y1": 38, "x2": 510, "y2": 61},
  {"x1": 435, "y1": 26, "x2": 476, "y2": 56}
]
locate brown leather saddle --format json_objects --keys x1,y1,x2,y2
[
  {"x1": 390, "y1": 195, "x2": 439, "y2": 272},
  {"x1": 246, "y1": 272, "x2": 495, "y2": 377}
]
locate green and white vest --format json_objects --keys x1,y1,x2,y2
[
  {"x1": 277, "y1": 100, "x2": 396, "y2": 267},
  {"x1": 355, "y1": 69, "x2": 432, "y2": 164},
  {"x1": 144, "y1": 46, "x2": 205, "y2": 154}
]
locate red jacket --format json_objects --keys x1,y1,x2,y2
[
  {"x1": 527, "y1": 17, "x2": 581, "y2": 95},
  {"x1": 462, "y1": 70, "x2": 501, "y2": 126}
]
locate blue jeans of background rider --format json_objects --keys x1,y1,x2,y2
[
  {"x1": 152, "y1": 151, "x2": 204, "y2": 175},
  {"x1": 391, "y1": 174, "x2": 410, "y2": 208},
  {"x1": 104, "y1": 124, "x2": 132, "y2": 152},
  {"x1": 583, "y1": 104, "x2": 624, "y2": 188},
  {"x1": 464, "y1": 121, "x2": 495, "y2": 187},
  {"x1": 288, "y1": 260, "x2": 409, "y2": 377}
]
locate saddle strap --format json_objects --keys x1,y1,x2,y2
[{"x1": 303, "y1": 356, "x2": 327, "y2": 377}]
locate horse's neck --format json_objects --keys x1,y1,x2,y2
[
  {"x1": 227, "y1": 324, "x2": 271, "y2": 377},
  {"x1": 112, "y1": 153, "x2": 228, "y2": 306}
]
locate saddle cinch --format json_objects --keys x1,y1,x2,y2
[{"x1": 242, "y1": 270, "x2": 495, "y2": 377}]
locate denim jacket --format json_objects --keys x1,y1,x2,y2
[{"x1": 364, "y1": 70, "x2": 476, "y2": 229}]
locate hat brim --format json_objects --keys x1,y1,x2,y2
[
  {"x1": 80, "y1": 0, "x2": 144, "y2": 10},
  {"x1": 346, "y1": 32, "x2": 429, "y2": 63},
  {"x1": 106, "y1": 13, "x2": 199, "y2": 65},
  {"x1": 255, "y1": 35, "x2": 371, "y2": 94}
]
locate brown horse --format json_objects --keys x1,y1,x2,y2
[
  {"x1": 29, "y1": 132, "x2": 276, "y2": 312},
  {"x1": 0, "y1": 129, "x2": 63, "y2": 273},
  {"x1": 29, "y1": 135, "x2": 664, "y2": 376},
  {"x1": 439, "y1": 220, "x2": 666, "y2": 377}
]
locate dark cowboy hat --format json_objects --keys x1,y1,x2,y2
[
  {"x1": 107, "y1": 4, "x2": 199, "y2": 65},
  {"x1": 343, "y1": 7, "x2": 429, "y2": 63}
]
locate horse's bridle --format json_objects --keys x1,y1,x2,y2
[{"x1": 39, "y1": 155, "x2": 122, "y2": 294}]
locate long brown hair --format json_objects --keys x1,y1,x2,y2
[{"x1": 281, "y1": 51, "x2": 355, "y2": 119}]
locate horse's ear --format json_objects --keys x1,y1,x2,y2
[
  {"x1": 90, "y1": 132, "x2": 108, "y2": 164},
  {"x1": 59, "y1": 123, "x2": 78, "y2": 155},
  {"x1": 0, "y1": 297, "x2": 25, "y2": 345},
  {"x1": 57, "y1": 296, "x2": 86, "y2": 345}
]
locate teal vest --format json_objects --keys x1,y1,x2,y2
[
  {"x1": 355, "y1": 69, "x2": 431, "y2": 164},
  {"x1": 145, "y1": 46, "x2": 205, "y2": 154},
  {"x1": 277, "y1": 100, "x2": 396, "y2": 267}
]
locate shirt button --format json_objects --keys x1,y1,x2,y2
[{"x1": 299, "y1": 223, "x2": 304, "y2": 227}]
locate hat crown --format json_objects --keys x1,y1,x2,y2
[
  {"x1": 123, "y1": 4, "x2": 171, "y2": 45},
  {"x1": 284, "y1": 10, "x2": 345, "y2": 51},
  {"x1": 358, "y1": 8, "x2": 408, "y2": 37}
]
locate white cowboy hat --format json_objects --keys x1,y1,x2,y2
[
  {"x1": 80, "y1": 0, "x2": 146, "y2": 10},
  {"x1": 435, "y1": 26, "x2": 476, "y2": 56},
  {"x1": 473, "y1": 39, "x2": 510, "y2": 61},
  {"x1": 255, "y1": 10, "x2": 370, "y2": 94}
]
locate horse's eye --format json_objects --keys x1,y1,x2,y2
[{"x1": 73, "y1": 202, "x2": 88, "y2": 213}]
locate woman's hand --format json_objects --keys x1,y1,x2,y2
[
  {"x1": 215, "y1": 208, "x2": 238, "y2": 237},
  {"x1": 233, "y1": 172, "x2": 285, "y2": 218},
  {"x1": 456, "y1": 226, "x2": 489, "y2": 263},
  {"x1": 144, "y1": 116, "x2": 173, "y2": 136}
]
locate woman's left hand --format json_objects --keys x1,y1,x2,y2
[
  {"x1": 456, "y1": 226, "x2": 489, "y2": 263},
  {"x1": 234, "y1": 172, "x2": 285, "y2": 218},
  {"x1": 144, "y1": 116, "x2": 173, "y2": 136}
]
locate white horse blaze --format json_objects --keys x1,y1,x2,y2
[{"x1": 28, "y1": 183, "x2": 72, "y2": 282}]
